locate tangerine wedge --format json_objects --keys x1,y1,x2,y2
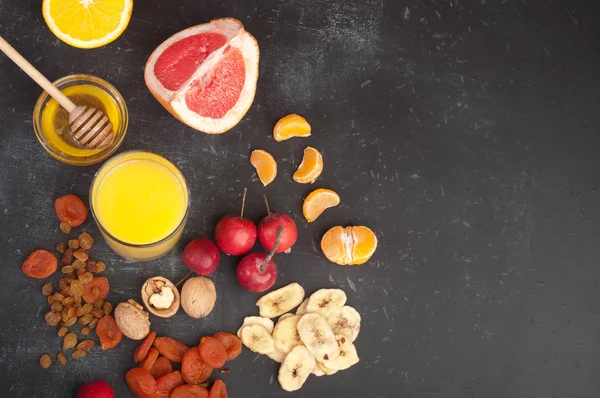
[
  {"x1": 273, "y1": 114, "x2": 311, "y2": 142},
  {"x1": 250, "y1": 149, "x2": 277, "y2": 186},
  {"x1": 293, "y1": 147, "x2": 323, "y2": 184},
  {"x1": 321, "y1": 226, "x2": 377, "y2": 265},
  {"x1": 302, "y1": 189, "x2": 340, "y2": 222}
]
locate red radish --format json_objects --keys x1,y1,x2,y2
[
  {"x1": 182, "y1": 238, "x2": 220, "y2": 276},
  {"x1": 76, "y1": 380, "x2": 114, "y2": 398},
  {"x1": 258, "y1": 196, "x2": 297, "y2": 253},
  {"x1": 215, "y1": 189, "x2": 257, "y2": 256},
  {"x1": 237, "y1": 226, "x2": 283, "y2": 292}
]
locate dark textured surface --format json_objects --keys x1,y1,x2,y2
[{"x1": 1, "y1": 0, "x2": 600, "y2": 397}]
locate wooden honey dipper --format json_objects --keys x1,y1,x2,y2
[{"x1": 0, "y1": 36, "x2": 114, "y2": 149}]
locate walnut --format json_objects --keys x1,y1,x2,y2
[
  {"x1": 114, "y1": 300, "x2": 150, "y2": 340},
  {"x1": 180, "y1": 277, "x2": 216, "y2": 319},
  {"x1": 141, "y1": 276, "x2": 180, "y2": 318}
]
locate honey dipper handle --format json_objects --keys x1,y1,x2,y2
[{"x1": 0, "y1": 36, "x2": 76, "y2": 112}]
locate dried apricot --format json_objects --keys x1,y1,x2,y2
[
  {"x1": 125, "y1": 368, "x2": 157, "y2": 398},
  {"x1": 77, "y1": 340, "x2": 95, "y2": 351},
  {"x1": 42, "y1": 282, "x2": 53, "y2": 296},
  {"x1": 55, "y1": 194, "x2": 88, "y2": 227},
  {"x1": 60, "y1": 222, "x2": 71, "y2": 234},
  {"x1": 96, "y1": 315, "x2": 122, "y2": 350},
  {"x1": 45, "y1": 311, "x2": 61, "y2": 326},
  {"x1": 72, "y1": 349, "x2": 87, "y2": 359},
  {"x1": 153, "y1": 337, "x2": 189, "y2": 362},
  {"x1": 141, "y1": 348, "x2": 160, "y2": 371},
  {"x1": 182, "y1": 347, "x2": 213, "y2": 384},
  {"x1": 68, "y1": 239, "x2": 80, "y2": 250},
  {"x1": 156, "y1": 371, "x2": 184, "y2": 395},
  {"x1": 56, "y1": 242, "x2": 67, "y2": 254},
  {"x1": 61, "y1": 249, "x2": 74, "y2": 265},
  {"x1": 134, "y1": 331, "x2": 157, "y2": 362},
  {"x1": 208, "y1": 379, "x2": 228, "y2": 398},
  {"x1": 63, "y1": 332, "x2": 77, "y2": 350},
  {"x1": 40, "y1": 354, "x2": 52, "y2": 369},
  {"x1": 82, "y1": 276, "x2": 110, "y2": 304},
  {"x1": 212, "y1": 332, "x2": 242, "y2": 361},
  {"x1": 73, "y1": 249, "x2": 88, "y2": 262},
  {"x1": 78, "y1": 233, "x2": 94, "y2": 250},
  {"x1": 57, "y1": 352, "x2": 67, "y2": 366},
  {"x1": 170, "y1": 384, "x2": 209, "y2": 398},
  {"x1": 22, "y1": 250, "x2": 57, "y2": 279},
  {"x1": 150, "y1": 357, "x2": 173, "y2": 379},
  {"x1": 198, "y1": 336, "x2": 227, "y2": 368}
]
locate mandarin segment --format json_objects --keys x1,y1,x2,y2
[
  {"x1": 302, "y1": 189, "x2": 340, "y2": 222},
  {"x1": 273, "y1": 114, "x2": 311, "y2": 142},
  {"x1": 250, "y1": 149, "x2": 277, "y2": 186},
  {"x1": 293, "y1": 147, "x2": 323, "y2": 184},
  {"x1": 321, "y1": 226, "x2": 377, "y2": 265}
]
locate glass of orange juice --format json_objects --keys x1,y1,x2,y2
[{"x1": 90, "y1": 151, "x2": 189, "y2": 261}]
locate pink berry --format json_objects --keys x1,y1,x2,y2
[
  {"x1": 258, "y1": 213, "x2": 297, "y2": 253},
  {"x1": 215, "y1": 215, "x2": 257, "y2": 256},
  {"x1": 76, "y1": 380, "x2": 114, "y2": 398},
  {"x1": 236, "y1": 252, "x2": 277, "y2": 293},
  {"x1": 182, "y1": 238, "x2": 220, "y2": 276}
]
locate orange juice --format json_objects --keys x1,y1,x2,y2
[{"x1": 90, "y1": 151, "x2": 189, "y2": 260}]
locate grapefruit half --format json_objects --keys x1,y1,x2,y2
[{"x1": 145, "y1": 18, "x2": 259, "y2": 134}]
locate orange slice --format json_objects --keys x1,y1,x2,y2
[
  {"x1": 321, "y1": 226, "x2": 377, "y2": 265},
  {"x1": 293, "y1": 147, "x2": 323, "y2": 184},
  {"x1": 302, "y1": 188, "x2": 340, "y2": 222},
  {"x1": 273, "y1": 114, "x2": 311, "y2": 142},
  {"x1": 250, "y1": 149, "x2": 277, "y2": 186}
]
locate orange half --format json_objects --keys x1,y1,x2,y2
[
  {"x1": 250, "y1": 149, "x2": 277, "y2": 186},
  {"x1": 302, "y1": 188, "x2": 340, "y2": 222},
  {"x1": 349, "y1": 226, "x2": 378, "y2": 264},
  {"x1": 321, "y1": 225, "x2": 377, "y2": 265},
  {"x1": 273, "y1": 114, "x2": 311, "y2": 142},
  {"x1": 293, "y1": 147, "x2": 323, "y2": 184}
]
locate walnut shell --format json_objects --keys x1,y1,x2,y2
[
  {"x1": 114, "y1": 300, "x2": 150, "y2": 340},
  {"x1": 141, "y1": 276, "x2": 180, "y2": 318},
  {"x1": 180, "y1": 277, "x2": 216, "y2": 319}
]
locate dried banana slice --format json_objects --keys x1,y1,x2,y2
[
  {"x1": 318, "y1": 362, "x2": 339, "y2": 375},
  {"x1": 239, "y1": 324, "x2": 275, "y2": 355},
  {"x1": 236, "y1": 316, "x2": 274, "y2": 337},
  {"x1": 306, "y1": 288, "x2": 347, "y2": 317},
  {"x1": 297, "y1": 313, "x2": 340, "y2": 363},
  {"x1": 256, "y1": 283, "x2": 305, "y2": 318},
  {"x1": 273, "y1": 314, "x2": 302, "y2": 354},
  {"x1": 278, "y1": 345, "x2": 316, "y2": 391},
  {"x1": 296, "y1": 298, "x2": 309, "y2": 315},
  {"x1": 267, "y1": 347, "x2": 287, "y2": 363},
  {"x1": 324, "y1": 335, "x2": 359, "y2": 371},
  {"x1": 326, "y1": 306, "x2": 361, "y2": 342}
]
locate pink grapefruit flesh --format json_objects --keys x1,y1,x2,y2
[{"x1": 145, "y1": 18, "x2": 260, "y2": 134}]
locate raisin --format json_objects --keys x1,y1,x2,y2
[
  {"x1": 92, "y1": 287, "x2": 100, "y2": 297},
  {"x1": 78, "y1": 272, "x2": 93, "y2": 284},
  {"x1": 68, "y1": 239, "x2": 80, "y2": 250},
  {"x1": 65, "y1": 273, "x2": 76, "y2": 283},
  {"x1": 72, "y1": 259, "x2": 85, "y2": 269},
  {"x1": 55, "y1": 194, "x2": 88, "y2": 227},
  {"x1": 102, "y1": 301, "x2": 112, "y2": 315},
  {"x1": 62, "y1": 297, "x2": 75, "y2": 306},
  {"x1": 61, "y1": 265, "x2": 74, "y2": 274},
  {"x1": 88, "y1": 318, "x2": 99, "y2": 329},
  {"x1": 63, "y1": 316, "x2": 77, "y2": 327},
  {"x1": 60, "y1": 222, "x2": 71, "y2": 234},
  {"x1": 40, "y1": 354, "x2": 52, "y2": 369},
  {"x1": 78, "y1": 233, "x2": 94, "y2": 250},
  {"x1": 78, "y1": 314, "x2": 93, "y2": 325},
  {"x1": 81, "y1": 327, "x2": 91, "y2": 336},
  {"x1": 57, "y1": 352, "x2": 67, "y2": 366},
  {"x1": 42, "y1": 282, "x2": 53, "y2": 296},
  {"x1": 91, "y1": 308, "x2": 104, "y2": 319},
  {"x1": 58, "y1": 278, "x2": 68, "y2": 291},
  {"x1": 95, "y1": 261, "x2": 106, "y2": 273},
  {"x1": 58, "y1": 327, "x2": 68, "y2": 337},
  {"x1": 86, "y1": 260, "x2": 98, "y2": 273},
  {"x1": 77, "y1": 267, "x2": 88, "y2": 276},
  {"x1": 76, "y1": 306, "x2": 84, "y2": 317},
  {"x1": 63, "y1": 332, "x2": 77, "y2": 350},
  {"x1": 73, "y1": 249, "x2": 88, "y2": 262},
  {"x1": 45, "y1": 311, "x2": 61, "y2": 326},
  {"x1": 61, "y1": 249, "x2": 73, "y2": 265},
  {"x1": 51, "y1": 302, "x2": 63, "y2": 312},
  {"x1": 60, "y1": 287, "x2": 73, "y2": 298},
  {"x1": 72, "y1": 350, "x2": 87, "y2": 359},
  {"x1": 60, "y1": 311, "x2": 69, "y2": 323},
  {"x1": 71, "y1": 280, "x2": 83, "y2": 298},
  {"x1": 53, "y1": 292, "x2": 65, "y2": 301},
  {"x1": 66, "y1": 307, "x2": 77, "y2": 318},
  {"x1": 48, "y1": 295, "x2": 56, "y2": 305},
  {"x1": 82, "y1": 303, "x2": 93, "y2": 314},
  {"x1": 22, "y1": 250, "x2": 57, "y2": 279},
  {"x1": 76, "y1": 340, "x2": 94, "y2": 351},
  {"x1": 93, "y1": 299, "x2": 105, "y2": 309},
  {"x1": 56, "y1": 242, "x2": 67, "y2": 254}
]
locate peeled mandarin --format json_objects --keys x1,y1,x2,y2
[
  {"x1": 293, "y1": 147, "x2": 323, "y2": 184},
  {"x1": 302, "y1": 188, "x2": 340, "y2": 222},
  {"x1": 250, "y1": 149, "x2": 277, "y2": 186},
  {"x1": 273, "y1": 114, "x2": 311, "y2": 142},
  {"x1": 321, "y1": 226, "x2": 377, "y2": 265}
]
